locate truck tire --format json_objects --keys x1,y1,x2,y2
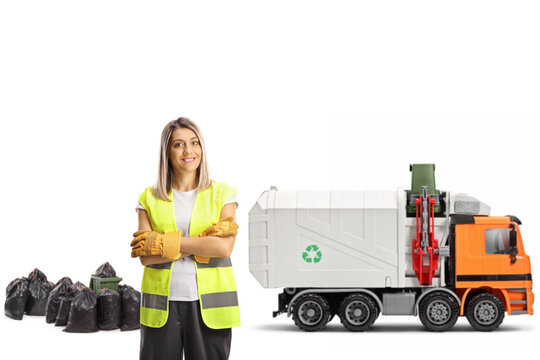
[
  {"x1": 465, "y1": 293, "x2": 505, "y2": 331},
  {"x1": 292, "y1": 293, "x2": 330, "y2": 332},
  {"x1": 419, "y1": 292, "x2": 459, "y2": 332},
  {"x1": 338, "y1": 294, "x2": 378, "y2": 332}
]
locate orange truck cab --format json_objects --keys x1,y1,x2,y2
[{"x1": 450, "y1": 214, "x2": 534, "y2": 330}]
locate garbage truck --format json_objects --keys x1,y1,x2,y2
[{"x1": 248, "y1": 164, "x2": 534, "y2": 331}]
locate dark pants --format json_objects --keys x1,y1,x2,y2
[{"x1": 140, "y1": 301, "x2": 232, "y2": 360}]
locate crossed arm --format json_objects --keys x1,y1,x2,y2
[{"x1": 137, "y1": 203, "x2": 237, "y2": 266}]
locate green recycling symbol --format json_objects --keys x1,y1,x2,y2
[{"x1": 302, "y1": 245, "x2": 322, "y2": 263}]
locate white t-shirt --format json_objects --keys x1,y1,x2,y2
[{"x1": 136, "y1": 189, "x2": 237, "y2": 301}]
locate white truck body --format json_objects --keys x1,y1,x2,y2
[{"x1": 249, "y1": 188, "x2": 490, "y2": 289}]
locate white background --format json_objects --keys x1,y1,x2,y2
[{"x1": 1, "y1": 1, "x2": 539, "y2": 359}]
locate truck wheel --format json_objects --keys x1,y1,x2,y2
[
  {"x1": 466, "y1": 293, "x2": 505, "y2": 331},
  {"x1": 292, "y1": 294, "x2": 330, "y2": 331},
  {"x1": 419, "y1": 292, "x2": 459, "y2": 332},
  {"x1": 338, "y1": 294, "x2": 378, "y2": 332}
]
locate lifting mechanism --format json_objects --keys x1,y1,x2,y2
[
  {"x1": 407, "y1": 164, "x2": 442, "y2": 286},
  {"x1": 412, "y1": 186, "x2": 439, "y2": 285}
]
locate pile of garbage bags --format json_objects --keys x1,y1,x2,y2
[
  {"x1": 5, "y1": 264, "x2": 141, "y2": 333},
  {"x1": 5, "y1": 269, "x2": 54, "y2": 319}
]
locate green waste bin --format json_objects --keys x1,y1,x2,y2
[
  {"x1": 89, "y1": 275, "x2": 122, "y2": 293},
  {"x1": 407, "y1": 163, "x2": 445, "y2": 216}
]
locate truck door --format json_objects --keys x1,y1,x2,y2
[{"x1": 454, "y1": 217, "x2": 531, "y2": 289}]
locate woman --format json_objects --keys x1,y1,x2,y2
[{"x1": 133, "y1": 117, "x2": 240, "y2": 360}]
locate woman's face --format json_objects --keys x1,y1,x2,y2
[{"x1": 168, "y1": 127, "x2": 202, "y2": 174}]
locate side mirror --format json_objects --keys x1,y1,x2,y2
[{"x1": 509, "y1": 225, "x2": 518, "y2": 264}]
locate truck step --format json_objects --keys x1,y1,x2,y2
[
  {"x1": 511, "y1": 310, "x2": 528, "y2": 315},
  {"x1": 511, "y1": 300, "x2": 527, "y2": 304}
]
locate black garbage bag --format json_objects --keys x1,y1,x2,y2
[
  {"x1": 55, "y1": 281, "x2": 86, "y2": 326},
  {"x1": 5, "y1": 277, "x2": 29, "y2": 296},
  {"x1": 46, "y1": 277, "x2": 73, "y2": 323},
  {"x1": 28, "y1": 268, "x2": 47, "y2": 283},
  {"x1": 54, "y1": 277, "x2": 73, "y2": 289},
  {"x1": 97, "y1": 289, "x2": 122, "y2": 330},
  {"x1": 55, "y1": 294, "x2": 74, "y2": 326},
  {"x1": 5, "y1": 277, "x2": 29, "y2": 320},
  {"x1": 65, "y1": 287, "x2": 98, "y2": 333},
  {"x1": 95, "y1": 262, "x2": 116, "y2": 278},
  {"x1": 118, "y1": 284, "x2": 140, "y2": 331},
  {"x1": 26, "y1": 277, "x2": 54, "y2": 316}
]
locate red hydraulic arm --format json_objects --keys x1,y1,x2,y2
[{"x1": 412, "y1": 187, "x2": 440, "y2": 285}]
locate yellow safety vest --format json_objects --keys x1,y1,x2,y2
[{"x1": 137, "y1": 181, "x2": 240, "y2": 329}]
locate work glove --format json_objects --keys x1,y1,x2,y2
[
  {"x1": 131, "y1": 217, "x2": 238, "y2": 262},
  {"x1": 198, "y1": 216, "x2": 239, "y2": 238},
  {"x1": 194, "y1": 217, "x2": 239, "y2": 263},
  {"x1": 131, "y1": 230, "x2": 183, "y2": 260}
]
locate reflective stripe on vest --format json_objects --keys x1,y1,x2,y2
[
  {"x1": 147, "y1": 263, "x2": 173, "y2": 270},
  {"x1": 142, "y1": 293, "x2": 168, "y2": 311},
  {"x1": 196, "y1": 257, "x2": 232, "y2": 269},
  {"x1": 201, "y1": 291, "x2": 239, "y2": 309},
  {"x1": 138, "y1": 181, "x2": 240, "y2": 329}
]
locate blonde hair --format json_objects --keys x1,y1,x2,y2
[{"x1": 152, "y1": 117, "x2": 212, "y2": 201}]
